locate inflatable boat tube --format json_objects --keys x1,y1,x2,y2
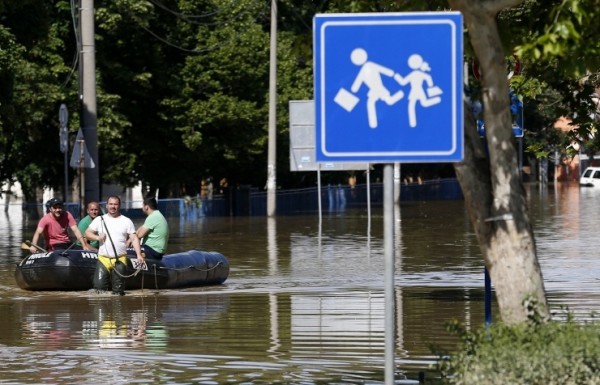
[{"x1": 15, "y1": 249, "x2": 229, "y2": 291}]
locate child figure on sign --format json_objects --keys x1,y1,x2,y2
[{"x1": 394, "y1": 54, "x2": 442, "y2": 128}]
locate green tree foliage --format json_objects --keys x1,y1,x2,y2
[
  {"x1": 0, "y1": 24, "x2": 24, "y2": 192},
  {"x1": 0, "y1": 1, "x2": 74, "y2": 203},
  {"x1": 0, "y1": 0, "x2": 315, "y2": 198},
  {"x1": 94, "y1": 0, "x2": 314, "y2": 195},
  {"x1": 160, "y1": 0, "x2": 273, "y2": 191},
  {"x1": 93, "y1": 0, "x2": 178, "y2": 194},
  {"x1": 506, "y1": 0, "x2": 600, "y2": 163}
]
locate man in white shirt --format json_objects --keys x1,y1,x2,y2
[{"x1": 86, "y1": 195, "x2": 144, "y2": 295}]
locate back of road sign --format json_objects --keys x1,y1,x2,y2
[
  {"x1": 313, "y1": 12, "x2": 463, "y2": 163},
  {"x1": 69, "y1": 129, "x2": 95, "y2": 169}
]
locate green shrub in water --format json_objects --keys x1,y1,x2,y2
[{"x1": 437, "y1": 313, "x2": 600, "y2": 385}]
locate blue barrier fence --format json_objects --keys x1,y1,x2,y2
[
  {"x1": 22, "y1": 178, "x2": 463, "y2": 219},
  {"x1": 213, "y1": 178, "x2": 462, "y2": 216}
]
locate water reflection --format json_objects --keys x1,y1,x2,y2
[
  {"x1": 395, "y1": 204, "x2": 405, "y2": 357},
  {"x1": 14, "y1": 294, "x2": 229, "y2": 351},
  {"x1": 1, "y1": 184, "x2": 600, "y2": 383},
  {"x1": 1, "y1": 204, "x2": 26, "y2": 258}
]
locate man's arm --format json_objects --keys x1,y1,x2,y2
[
  {"x1": 85, "y1": 227, "x2": 105, "y2": 244},
  {"x1": 136, "y1": 226, "x2": 149, "y2": 240},
  {"x1": 29, "y1": 227, "x2": 44, "y2": 253},
  {"x1": 125, "y1": 226, "x2": 148, "y2": 247},
  {"x1": 129, "y1": 233, "x2": 145, "y2": 265},
  {"x1": 71, "y1": 225, "x2": 93, "y2": 250},
  {"x1": 77, "y1": 217, "x2": 90, "y2": 240}
]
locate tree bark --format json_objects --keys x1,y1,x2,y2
[{"x1": 449, "y1": 0, "x2": 549, "y2": 323}]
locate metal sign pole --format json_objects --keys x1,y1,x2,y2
[
  {"x1": 79, "y1": 138, "x2": 85, "y2": 218},
  {"x1": 64, "y1": 149, "x2": 68, "y2": 203},
  {"x1": 383, "y1": 163, "x2": 395, "y2": 384},
  {"x1": 317, "y1": 164, "x2": 322, "y2": 226},
  {"x1": 394, "y1": 162, "x2": 401, "y2": 204},
  {"x1": 366, "y1": 165, "x2": 371, "y2": 229}
]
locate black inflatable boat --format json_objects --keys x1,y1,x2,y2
[{"x1": 15, "y1": 249, "x2": 229, "y2": 291}]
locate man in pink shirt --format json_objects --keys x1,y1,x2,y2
[{"x1": 29, "y1": 198, "x2": 92, "y2": 253}]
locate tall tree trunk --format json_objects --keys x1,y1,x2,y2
[{"x1": 449, "y1": 0, "x2": 549, "y2": 324}]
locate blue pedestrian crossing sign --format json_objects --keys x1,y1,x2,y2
[{"x1": 314, "y1": 12, "x2": 463, "y2": 163}]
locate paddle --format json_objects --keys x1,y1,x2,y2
[
  {"x1": 60, "y1": 241, "x2": 78, "y2": 254},
  {"x1": 21, "y1": 241, "x2": 47, "y2": 253}
]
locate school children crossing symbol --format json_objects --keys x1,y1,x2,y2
[{"x1": 314, "y1": 12, "x2": 464, "y2": 162}]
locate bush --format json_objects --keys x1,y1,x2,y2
[{"x1": 437, "y1": 314, "x2": 600, "y2": 385}]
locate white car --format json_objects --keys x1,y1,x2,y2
[{"x1": 580, "y1": 167, "x2": 600, "y2": 187}]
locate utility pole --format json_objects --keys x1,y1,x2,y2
[
  {"x1": 79, "y1": 0, "x2": 99, "y2": 202},
  {"x1": 266, "y1": 0, "x2": 277, "y2": 217}
]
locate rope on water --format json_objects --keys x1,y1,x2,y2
[
  {"x1": 112, "y1": 261, "x2": 160, "y2": 291},
  {"x1": 113, "y1": 262, "x2": 146, "y2": 279}
]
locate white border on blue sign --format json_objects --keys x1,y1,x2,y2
[{"x1": 315, "y1": 13, "x2": 463, "y2": 162}]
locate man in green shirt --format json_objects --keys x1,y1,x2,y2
[
  {"x1": 77, "y1": 201, "x2": 101, "y2": 250},
  {"x1": 136, "y1": 197, "x2": 169, "y2": 259}
]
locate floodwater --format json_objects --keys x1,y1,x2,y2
[{"x1": 1, "y1": 183, "x2": 599, "y2": 384}]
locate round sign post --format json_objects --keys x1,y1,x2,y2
[
  {"x1": 59, "y1": 103, "x2": 68, "y2": 127},
  {"x1": 59, "y1": 104, "x2": 69, "y2": 202},
  {"x1": 59, "y1": 104, "x2": 68, "y2": 153}
]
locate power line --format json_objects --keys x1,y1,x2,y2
[
  {"x1": 146, "y1": 0, "x2": 238, "y2": 20},
  {"x1": 131, "y1": 0, "x2": 269, "y2": 54},
  {"x1": 145, "y1": 0, "x2": 263, "y2": 26},
  {"x1": 279, "y1": 0, "x2": 312, "y2": 32},
  {"x1": 60, "y1": 51, "x2": 79, "y2": 89},
  {"x1": 182, "y1": 0, "x2": 264, "y2": 27},
  {"x1": 60, "y1": 0, "x2": 81, "y2": 89}
]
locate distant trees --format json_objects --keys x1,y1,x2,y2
[
  {"x1": 0, "y1": 1, "x2": 72, "y2": 206},
  {"x1": 92, "y1": 0, "x2": 315, "y2": 195},
  {"x1": 513, "y1": 0, "x2": 600, "y2": 169},
  {"x1": 0, "y1": 0, "x2": 314, "y2": 200}
]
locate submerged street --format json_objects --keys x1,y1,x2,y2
[{"x1": 0, "y1": 183, "x2": 599, "y2": 384}]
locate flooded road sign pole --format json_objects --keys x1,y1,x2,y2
[
  {"x1": 314, "y1": 12, "x2": 463, "y2": 384},
  {"x1": 383, "y1": 164, "x2": 395, "y2": 382}
]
